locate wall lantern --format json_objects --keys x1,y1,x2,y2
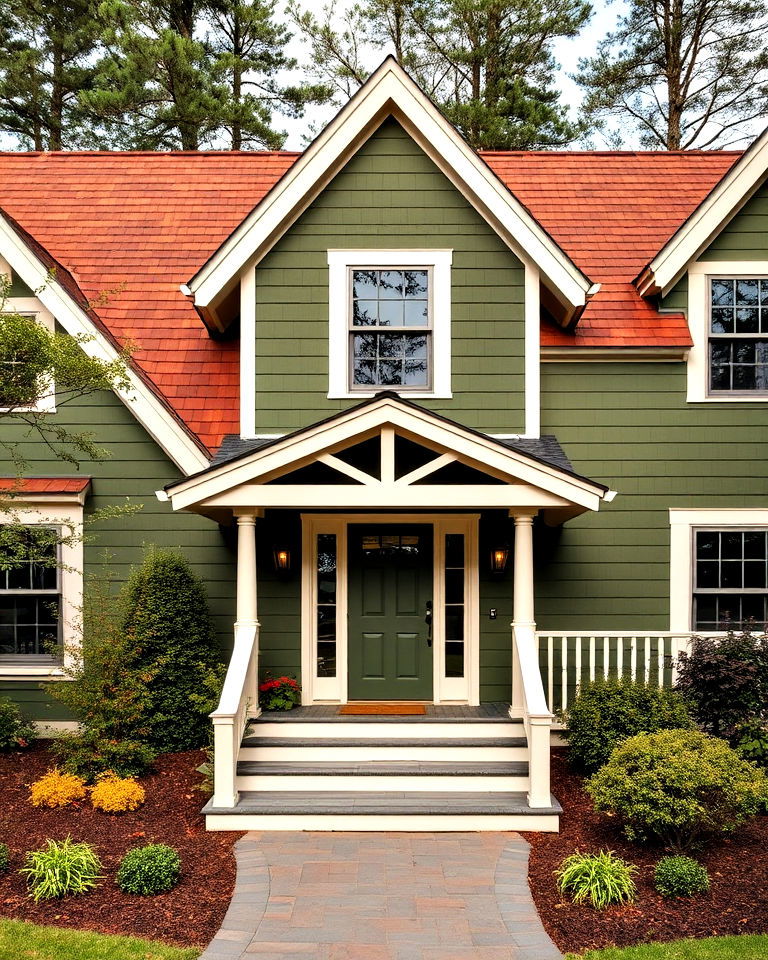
[
  {"x1": 490, "y1": 546, "x2": 509, "y2": 574},
  {"x1": 273, "y1": 547, "x2": 291, "y2": 574}
]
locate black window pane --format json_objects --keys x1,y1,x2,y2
[
  {"x1": 744, "y1": 532, "x2": 766, "y2": 558},
  {"x1": 735, "y1": 341, "x2": 756, "y2": 363},
  {"x1": 744, "y1": 561, "x2": 766, "y2": 589},
  {"x1": 711, "y1": 279, "x2": 734, "y2": 305},
  {"x1": 446, "y1": 608, "x2": 464, "y2": 643},
  {"x1": 721, "y1": 532, "x2": 742, "y2": 559},
  {"x1": 445, "y1": 641, "x2": 464, "y2": 678},
  {"x1": 721, "y1": 561, "x2": 743, "y2": 588},
  {"x1": 733, "y1": 365, "x2": 757, "y2": 390},
  {"x1": 378, "y1": 360, "x2": 403, "y2": 385},
  {"x1": 711, "y1": 307, "x2": 733, "y2": 334},
  {"x1": 696, "y1": 561, "x2": 719, "y2": 587},
  {"x1": 736, "y1": 308, "x2": 759, "y2": 333},
  {"x1": 445, "y1": 569, "x2": 464, "y2": 604},
  {"x1": 710, "y1": 341, "x2": 732, "y2": 364},
  {"x1": 378, "y1": 334, "x2": 403, "y2": 358},
  {"x1": 696, "y1": 532, "x2": 719, "y2": 557},
  {"x1": 737, "y1": 279, "x2": 759, "y2": 305},
  {"x1": 445, "y1": 534, "x2": 464, "y2": 568}
]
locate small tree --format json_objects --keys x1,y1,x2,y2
[{"x1": 122, "y1": 549, "x2": 224, "y2": 752}]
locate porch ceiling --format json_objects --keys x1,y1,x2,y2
[{"x1": 160, "y1": 393, "x2": 613, "y2": 524}]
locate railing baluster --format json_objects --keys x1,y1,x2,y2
[
  {"x1": 616, "y1": 635, "x2": 623, "y2": 677},
  {"x1": 589, "y1": 636, "x2": 596, "y2": 682},
  {"x1": 603, "y1": 636, "x2": 610, "y2": 678},
  {"x1": 644, "y1": 636, "x2": 651, "y2": 683},
  {"x1": 561, "y1": 636, "x2": 568, "y2": 711},
  {"x1": 630, "y1": 636, "x2": 637, "y2": 681},
  {"x1": 547, "y1": 635, "x2": 554, "y2": 712},
  {"x1": 575, "y1": 636, "x2": 582, "y2": 697},
  {"x1": 657, "y1": 635, "x2": 664, "y2": 686}
]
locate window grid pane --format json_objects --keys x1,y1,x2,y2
[
  {"x1": 444, "y1": 533, "x2": 465, "y2": 678},
  {"x1": 693, "y1": 529, "x2": 768, "y2": 631},
  {"x1": 316, "y1": 534, "x2": 337, "y2": 678},
  {"x1": 710, "y1": 278, "x2": 768, "y2": 392}
]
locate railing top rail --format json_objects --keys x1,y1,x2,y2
[
  {"x1": 210, "y1": 622, "x2": 259, "y2": 720},
  {"x1": 536, "y1": 631, "x2": 696, "y2": 638},
  {"x1": 514, "y1": 623, "x2": 552, "y2": 718}
]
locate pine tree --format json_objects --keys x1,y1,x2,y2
[
  {"x1": 288, "y1": 0, "x2": 591, "y2": 150},
  {"x1": 0, "y1": 0, "x2": 101, "y2": 150},
  {"x1": 576, "y1": 0, "x2": 768, "y2": 149}
]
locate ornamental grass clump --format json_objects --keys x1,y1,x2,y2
[
  {"x1": 21, "y1": 837, "x2": 102, "y2": 902},
  {"x1": 116, "y1": 844, "x2": 181, "y2": 896},
  {"x1": 259, "y1": 674, "x2": 301, "y2": 711},
  {"x1": 30, "y1": 768, "x2": 87, "y2": 808},
  {"x1": 587, "y1": 728, "x2": 768, "y2": 850},
  {"x1": 556, "y1": 850, "x2": 638, "y2": 909},
  {"x1": 654, "y1": 855, "x2": 710, "y2": 899},
  {"x1": 90, "y1": 773, "x2": 145, "y2": 813}
]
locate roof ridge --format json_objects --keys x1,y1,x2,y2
[{"x1": 0, "y1": 150, "x2": 303, "y2": 158}]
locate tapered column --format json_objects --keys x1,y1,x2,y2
[
  {"x1": 236, "y1": 513, "x2": 258, "y2": 625},
  {"x1": 511, "y1": 512, "x2": 536, "y2": 712}
]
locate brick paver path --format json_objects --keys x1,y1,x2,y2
[{"x1": 200, "y1": 832, "x2": 561, "y2": 960}]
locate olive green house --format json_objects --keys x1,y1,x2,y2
[{"x1": 2, "y1": 59, "x2": 767, "y2": 830}]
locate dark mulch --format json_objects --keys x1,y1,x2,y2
[
  {"x1": 0, "y1": 742, "x2": 243, "y2": 948},
  {"x1": 524, "y1": 748, "x2": 768, "y2": 954}
]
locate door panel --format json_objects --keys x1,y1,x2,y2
[{"x1": 348, "y1": 524, "x2": 433, "y2": 700}]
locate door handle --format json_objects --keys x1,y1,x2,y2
[{"x1": 425, "y1": 600, "x2": 433, "y2": 647}]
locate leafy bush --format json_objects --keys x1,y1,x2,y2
[
  {"x1": 259, "y1": 675, "x2": 301, "y2": 712},
  {"x1": 116, "y1": 844, "x2": 181, "y2": 896},
  {"x1": 561, "y1": 677, "x2": 693, "y2": 773},
  {"x1": 0, "y1": 698, "x2": 35, "y2": 751},
  {"x1": 587, "y1": 729, "x2": 768, "y2": 849},
  {"x1": 90, "y1": 773, "x2": 145, "y2": 813},
  {"x1": 555, "y1": 850, "x2": 637, "y2": 909},
  {"x1": 676, "y1": 628, "x2": 768, "y2": 741},
  {"x1": 21, "y1": 837, "x2": 102, "y2": 902},
  {"x1": 29, "y1": 769, "x2": 87, "y2": 808},
  {"x1": 735, "y1": 720, "x2": 768, "y2": 767},
  {"x1": 654, "y1": 855, "x2": 710, "y2": 898},
  {"x1": 121, "y1": 550, "x2": 224, "y2": 751},
  {"x1": 53, "y1": 730, "x2": 155, "y2": 782},
  {"x1": 0, "y1": 843, "x2": 9, "y2": 873}
]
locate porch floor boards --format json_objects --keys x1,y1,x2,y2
[
  {"x1": 236, "y1": 759, "x2": 529, "y2": 776},
  {"x1": 241, "y1": 735, "x2": 527, "y2": 748},
  {"x1": 256, "y1": 702, "x2": 514, "y2": 722}
]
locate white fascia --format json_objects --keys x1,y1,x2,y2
[
  {"x1": 686, "y1": 260, "x2": 768, "y2": 403},
  {"x1": 641, "y1": 127, "x2": 768, "y2": 297},
  {"x1": 669, "y1": 507, "x2": 768, "y2": 631},
  {"x1": 327, "y1": 249, "x2": 452, "y2": 400},
  {"x1": 0, "y1": 216, "x2": 209, "y2": 474},
  {"x1": 524, "y1": 260, "x2": 540, "y2": 438},
  {"x1": 188, "y1": 58, "x2": 591, "y2": 316}
]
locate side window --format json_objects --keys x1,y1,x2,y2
[
  {"x1": 693, "y1": 528, "x2": 768, "y2": 630},
  {"x1": 709, "y1": 278, "x2": 768, "y2": 394},
  {"x1": 0, "y1": 526, "x2": 61, "y2": 659}
]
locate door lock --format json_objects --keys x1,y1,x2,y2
[
  {"x1": 489, "y1": 608, "x2": 497, "y2": 620},
  {"x1": 425, "y1": 600, "x2": 433, "y2": 647}
]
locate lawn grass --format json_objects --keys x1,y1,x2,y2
[
  {"x1": 566, "y1": 933, "x2": 768, "y2": 960},
  {"x1": 0, "y1": 919, "x2": 200, "y2": 960}
]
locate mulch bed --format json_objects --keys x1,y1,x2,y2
[
  {"x1": 0, "y1": 742, "x2": 243, "y2": 948},
  {"x1": 525, "y1": 748, "x2": 768, "y2": 954}
]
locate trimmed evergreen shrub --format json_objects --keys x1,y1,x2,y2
[
  {"x1": 116, "y1": 844, "x2": 181, "y2": 895},
  {"x1": 53, "y1": 730, "x2": 155, "y2": 782},
  {"x1": 122, "y1": 549, "x2": 224, "y2": 751},
  {"x1": 562, "y1": 678, "x2": 693, "y2": 773},
  {"x1": 21, "y1": 838, "x2": 102, "y2": 902},
  {"x1": 676, "y1": 628, "x2": 768, "y2": 741},
  {"x1": 654, "y1": 855, "x2": 710, "y2": 898},
  {"x1": 587, "y1": 728, "x2": 768, "y2": 849},
  {"x1": 0, "y1": 698, "x2": 35, "y2": 751},
  {"x1": 0, "y1": 843, "x2": 9, "y2": 873},
  {"x1": 556, "y1": 850, "x2": 638, "y2": 909}
]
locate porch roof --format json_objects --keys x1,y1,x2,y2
[{"x1": 160, "y1": 392, "x2": 613, "y2": 523}]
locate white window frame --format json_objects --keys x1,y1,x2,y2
[
  {"x1": 687, "y1": 261, "x2": 768, "y2": 403},
  {"x1": 0, "y1": 279, "x2": 56, "y2": 414},
  {"x1": 0, "y1": 501, "x2": 83, "y2": 678},
  {"x1": 669, "y1": 508, "x2": 768, "y2": 631},
  {"x1": 327, "y1": 249, "x2": 452, "y2": 399}
]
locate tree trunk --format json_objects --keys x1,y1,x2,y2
[
  {"x1": 663, "y1": 0, "x2": 684, "y2": 149},
  {"x1": 232, "y1": 12, "x2": 241, "y2": 150},
  {"x1": 50, "y1": 35, "x2": 64, "y2": 150}
]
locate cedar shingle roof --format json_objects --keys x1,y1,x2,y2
[
  {"x1": 0, "y1": 477, "x2": 91, "y2": 495},
  {"x1": 0, "y1": 148, "x2": 741, "y2": 449}
]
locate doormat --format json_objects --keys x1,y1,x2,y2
[{"x1": 339, "y1": 703, "x2": 427, "y2": 715}]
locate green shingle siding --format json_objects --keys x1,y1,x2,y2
[
  {"x1": 700, "y1": 180, "x2": 768, "y2": 259},
  {"x1": 253, "y1": 117, "x2": 526, "y2": 435}
]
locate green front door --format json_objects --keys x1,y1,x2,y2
[{"x1": 347, "y1": 524, "x2": 434, "y2": 700}]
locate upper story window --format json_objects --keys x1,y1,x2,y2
[
  {"x1": 351, "y1": 269, "x2": 430, "y2": 390},
  {"x1": 710, "y1": 278, "x2": 768, "y2": 393},
  {"x1": 0, "y1": 314, "x2": 43, "y2": 409},
  {"x1": 327, "y1": 250, "x2": 452, "y2": 400}
]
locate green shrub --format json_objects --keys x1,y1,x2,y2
[
  {"x1": 587, "y1": 728, "x2": 768, "y2": 850},
  {"x1": 676, "y1": 628, "x2": 768, "y2": 741},
  {"x1": 555, "y1": 850, "x2": 637, "y2": 909},
  {"x1": 21, "y1": 837, "x2": 102, "y2": 902},
  {"x1": 735, "y1": 720, "x2": 768, "y2": 768},
  {"x1": 0, "y1": 698, "x2": 35, "y2": 751},
  {"x1": 122, "y1": 550, "x2": 224, "y2": 751},
  {"x1": 52, "y1": 730, "x2": 155, "y2": 782},
  {"x1": 562, "y1": 678, "x2": 693, "y2": 773},
  {"x1": 0, "y1": 843, "x2": 9, "y2": 873},
  {"x1": 116, "y1": 844, "x2": 181, "y2": 896},
  {"x1": 654, "y1": 855, "x2": 710, "y2": 898}
]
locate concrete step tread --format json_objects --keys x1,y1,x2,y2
[
  {"x1": 206, "y1": 790, "x2": 562, "y2": 816},
  {"x1": 241, "y1": 735, "x2": 528, "y2": 748},
  {"x1": 236, "y1": 760, "x2": 529, "y2": 776}
]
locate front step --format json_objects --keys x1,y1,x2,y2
[
  {"x1": 252, "y1": 720, "x2": 525, "y2": 738},
  {"x1": 235, "y1": 759, "x2": 530, "y2": 792},
  {"x1": 239, "y1": 735, "x2": 529, "y2": 762},
  {"x1": 204, "y1": 790, "x2": 562, "y2": 832}
]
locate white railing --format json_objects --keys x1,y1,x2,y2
[
  {"x1": 536, "y1": 631, "x2": 695, "y2": 713},
  {"x1": 209, "y1": 621, "x2": 260, "y2": 808},
  {"x1": 512, "y1": 623, "x2": 553, "y2": 808}
]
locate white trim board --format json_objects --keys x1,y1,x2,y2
[
  {"x1": 669, "y1": 507, "x2": 768, "y2": 631},
  {"x1": 188, "y1": 58, "x2": 592, "y2": 320},
  {"x1": 0, "y1": 215, "x2": 209, "y2": 474}
]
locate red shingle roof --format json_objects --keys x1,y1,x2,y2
[
  {"x1": 0, "y1": 477, "x2": 91, "y2": 495},
  {"x1": 0, "y1": 148, "x2": 741, "y2": 449}
]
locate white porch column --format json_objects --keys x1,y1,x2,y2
[
  {"x1": 511, "y1": 511, "x2": 536, "y2": 712},
  {"x1": 235, "y1": 512, "x2": 259, "y2": 625}
]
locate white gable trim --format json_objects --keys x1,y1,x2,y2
[
  {"x1": 638, "y1": 131, "x2": 768, "y2": 297},
  {"x1": 0, "y1": 216, "x2": 210, "y2": 474},
  {"x1": 188, "y1": 58, "x2": 592, "y2": 318}
]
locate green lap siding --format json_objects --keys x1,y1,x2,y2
[
  {"x1": 0, "y1": 389, "x2": 236, "y2": 722},
  {"x1": 253, "y1": 117, "x2": 526, "y2": 435},
  {"x1": 699, "y1": 180, "x2": 768, "y2": 259},
  {"x1": 536, "y1": 361, "x2": 768, "y2": 631}
]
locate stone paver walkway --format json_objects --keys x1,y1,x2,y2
[{"x1": 200, "y1": 832, "x2": 561, "y2": 960}]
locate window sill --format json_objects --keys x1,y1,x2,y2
[
  {"x1": 0, "y1": 664, "x2": 67, "y2": 681},
  {"x1": 328, "y1": 390, "x2": 453, "y2": 400},
  {"x1": 688, "y1": 395, "x2": 768, "y2": 403}
]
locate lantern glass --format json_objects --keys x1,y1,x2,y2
[
  {"x1": 273, "y1": 547, "x2": 291, "y2": 573},
  {"x1": 491, "y1": 546, "x2": 509, "y2": 573}
]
